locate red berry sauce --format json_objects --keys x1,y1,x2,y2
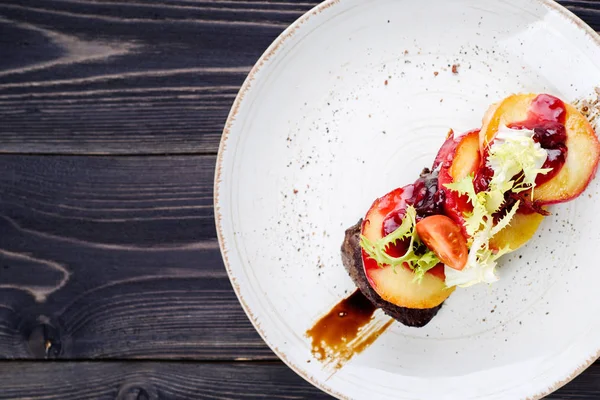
[
  {"x1": 508, "y1": 94, "x2": 568, "y2": 186},
  {"x1": 377, "y1": 169, "x2": 446, "y2": 273}
]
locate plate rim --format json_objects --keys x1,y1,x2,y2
[{"x1": 213, "y1": 1, "x2": 600, "y2": 399}]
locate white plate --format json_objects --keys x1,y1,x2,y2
[{"x1": 215, "y1": 1, "x2": 600, "y2": 399}]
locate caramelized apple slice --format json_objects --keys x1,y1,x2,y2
[
  {"x1": 480, "y1": 93, "x2": 600, "y2": 204},
  {"x1": 450, "y1": 131, "x2": 481, "y2": 182},
  {"x1": 489, "y1": 211, "x2": 545, "y2": 251},
  {"x1": 361, "y1": 187, "x2": 454, "y2": 309},
  {"x1": 535, "y1": 103, "x2": 600, "y2": 203},
  {"x1": 480, "y1": 94, "x2": 532, "y2": 150},
  {"x1": 365, "y1": 262, "x2": 452, "y2": 309},
  {"x1": 437, "y1": 130, "x2": 480, "y2": 236}
]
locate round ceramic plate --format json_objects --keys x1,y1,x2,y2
[{"x1": 215, "y1": 1, "x2": 600, "y2": 399}]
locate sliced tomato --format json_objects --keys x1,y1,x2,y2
[{"x1": 415, "y1": 215, "x2": 468, "y2": 271}]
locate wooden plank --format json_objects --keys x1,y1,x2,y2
[
  {"x1": 0, "y1": 1, "x2": 598, "y2": 155},
  {"x1": 0, "y1": 155, "x2": 274, "y2": 359},
  {"x1": 0, "y1": 0, "x2": 321, "y2": 155},
  {"x1": 0, "y1": 361, "x2": 332, "y2": 400},
  {"x1": 559, "y1": 1, "x2": 600, "y2": 31},
  {"x1": 0, "y1": 360, "x2": 598, "y2": 400}
]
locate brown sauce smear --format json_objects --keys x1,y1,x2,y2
[{"x1": 306, "y1": 289, "x2": 393, "y2": 369}]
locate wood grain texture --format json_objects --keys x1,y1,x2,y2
[
  {"x1": 0, "y1": 0, "x2": 320, "y2": 154},
  {"x1": 560, "y1": 1, "x2": 600, "y2": 31},
  {"x1": 0, "y1": 1, "x2": 598, "y2": 154},
  {"x1": 0, "y1": 362, "x2": 332, "y2": 400},
  {"x1": 0, "y1": 155, "x2": 274, "y2": 359},
  {"x1": 0, "y1": 361, "x2": 598, "y2": 400},
  {"x1": 2, "y1": 1, "x2": 600, "y2": 399}
]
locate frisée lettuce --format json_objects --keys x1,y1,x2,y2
[
  {"x1": 359, "y1": 205, "x2": 441, "y2": 283},
  {"x1": 443, "y1": 125, "x2": 551, "y2": 287},
  {"x1": 359, "y1": 125, "x2": 552, "y2": 288}
]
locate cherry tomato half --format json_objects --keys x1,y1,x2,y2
[{"x1": 415, "y1": 215, "x2": 468, "y2": 271}]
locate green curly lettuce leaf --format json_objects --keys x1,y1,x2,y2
[
  {"x1": 443, "y1": 124, "x2": 553, "y2": 287},
  {"x1": 444, "y1": 201, "x2": 518, "y2": 288},
  {"x1": 360, "y1": 125, "x2": 553, "y2": 288},
  {"x1": 359, "y1": 205, "x2": 441, "y2": 283},
  {"x1": 488, "y1": 126, "x2": 552, "y2": 199}
]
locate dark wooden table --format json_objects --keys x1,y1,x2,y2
[{"x1": 1, "y1": 1, "x2": 600, "y2": 399}]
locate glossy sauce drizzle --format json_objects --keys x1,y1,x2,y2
[
  {"x1": 509, "y1": 94, "x2": 568, "y2": 186},
  {"x1": 306, "y1": 289, "x2": 393, "y2": 369},
  {"x1": 475, "y1": 94, "x2": 569, "y2": 195}
]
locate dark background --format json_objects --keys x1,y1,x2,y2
[{"x1": 0, "y1": 0, "x2": 599, "y2": 398}]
